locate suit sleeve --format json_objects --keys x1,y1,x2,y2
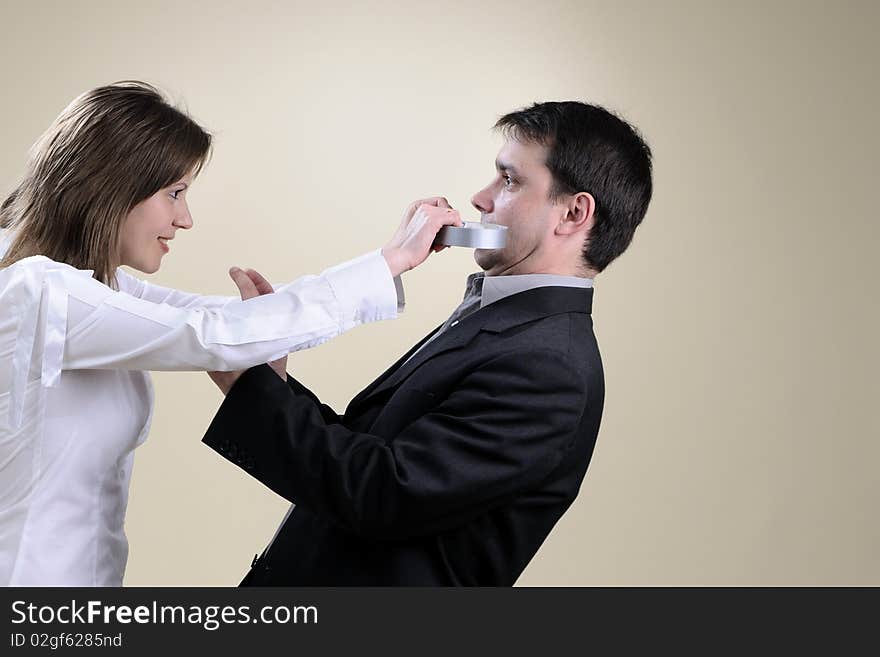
[
  {"x1": 202, "y1": 348, "x2": 587, "y2": 540},
  {"x1": 285, "y1": 374, "x2": 341, "y2": 425}
]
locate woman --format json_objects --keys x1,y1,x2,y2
[{"x1": 0, "y1": 81, "x2": 461, "y2": 585}]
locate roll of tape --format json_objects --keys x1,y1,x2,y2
[{"x1": 435, "y1": 222, "x2": 508, "y2": 249}]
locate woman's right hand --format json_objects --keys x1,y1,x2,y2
[{"x1": 381, "y1": 197, "x2": 464, "y2": 277}]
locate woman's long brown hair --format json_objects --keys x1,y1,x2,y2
[{"x1": 0, "y1": 81, "x2": 212, "y2": 287}]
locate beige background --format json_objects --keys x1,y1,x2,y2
[{"x1": 0, "y1": 0, "x2": 876, "y2": 585}]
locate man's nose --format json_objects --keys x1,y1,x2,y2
[{"x1": 471, "y1": 186, "x2": 493, "y2": 214}]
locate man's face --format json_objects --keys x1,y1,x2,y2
[{"x1": 470, "y1": 138, "x2": 566, "y2": 276}]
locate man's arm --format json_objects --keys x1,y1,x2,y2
[
  {"x1": 284, "y1": 372, "x2": 342, "y2": 425},
  {"x1": 202, "y1": 348, "x2": 586, "y2": 540}
]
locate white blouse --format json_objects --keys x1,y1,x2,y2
[{"x1": 0, "y1": 241, "x2": 401, "y2": 586}]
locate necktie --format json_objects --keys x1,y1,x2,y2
[{"x1": 402, "y1": 274, "x2": 484, "y2": 366}]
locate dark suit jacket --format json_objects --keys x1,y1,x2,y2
[{"x1": 202, "y1": 285, "x2": 604, "y2": 585}]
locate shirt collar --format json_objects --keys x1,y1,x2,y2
[{"x1": 475, "y1": 272, "x2": 593, "y2": 309}]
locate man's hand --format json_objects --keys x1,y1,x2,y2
[
  {"x1": 381, "y1": 197, "x2": 464, "y2": 277},
  {"x1": 207, "y1": 267, "x2": 288, "y2": 396}
]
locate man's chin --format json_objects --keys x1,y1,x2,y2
[{"x1": 473, "y1": 248, "x2": 499, "y2": 272}]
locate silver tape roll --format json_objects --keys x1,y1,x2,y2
[{"x1": 435, "y1": 222, "x2": 508, "y2": 249}]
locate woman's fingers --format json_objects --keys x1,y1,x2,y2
[
  {"x1": 245, "y1": 268, "x2": 274, "y2": 295},
  {"x1": 228, "y1": 267, "x2": 260, "y2": 300}
]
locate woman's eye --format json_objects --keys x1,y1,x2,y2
[{"x1": 170, "y1": 189, "x2": 182, "y2": 200}]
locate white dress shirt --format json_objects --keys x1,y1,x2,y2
[{"x1": 0, "y1": 235, "x2": 401, "y2": 586}]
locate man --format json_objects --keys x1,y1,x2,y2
[{"x1": 203, "y1": 101, "x2": 653, "y2": 585}]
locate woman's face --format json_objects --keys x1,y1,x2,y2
[{"x1": 119, "y1": 174, "x2": 193, "y2": 273}]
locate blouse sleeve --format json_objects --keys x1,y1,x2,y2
[
  {"x1": 63, "y1": 249, "x2": 399, "y2": 371},
  {"x1": 3, "y1": 251, "x2": 399, "y2": 428},
  {"x1": 114, "y1": 262, "x2": 406, "y2": 313},
  {"x1": 114, "y1": 268, "x2": 234, "y2": 310}
]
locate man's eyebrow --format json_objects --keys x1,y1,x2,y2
[{"x1": 495, "y1": 159, "x2": 519, "y2": 174}]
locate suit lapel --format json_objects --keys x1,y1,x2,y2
[
  {"x1": 347, "y1": 323, "x2": 443, "y2": 410},
  {"x1": 347, "y1": 286, "x2": 593, "y2": 412},
  {"x1": 368, "y1": 312, "x2": 486, "y2": 398}
]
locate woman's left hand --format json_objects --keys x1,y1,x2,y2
[{"x1": 207, "y1": 267, "x2": 288, "y2": 395}]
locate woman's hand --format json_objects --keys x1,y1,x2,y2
[
  {"x1": 207, "y1": 267, "x2": 287, "y2": 395},
  {"x1": 381, "y1": 197, "x2": 464, "y2": 277}
]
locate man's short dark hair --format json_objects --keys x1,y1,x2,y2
[{"x1": 495, "y1": 101, "x2": 652, "y2": 273}]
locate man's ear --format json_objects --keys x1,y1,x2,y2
[{"x1": 556, "y1": 192, "x2": 595, "y2": 236}]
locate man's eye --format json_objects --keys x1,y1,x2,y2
[{"x1": 503, "y1": 174, "x2": 513, "y2": 186}]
